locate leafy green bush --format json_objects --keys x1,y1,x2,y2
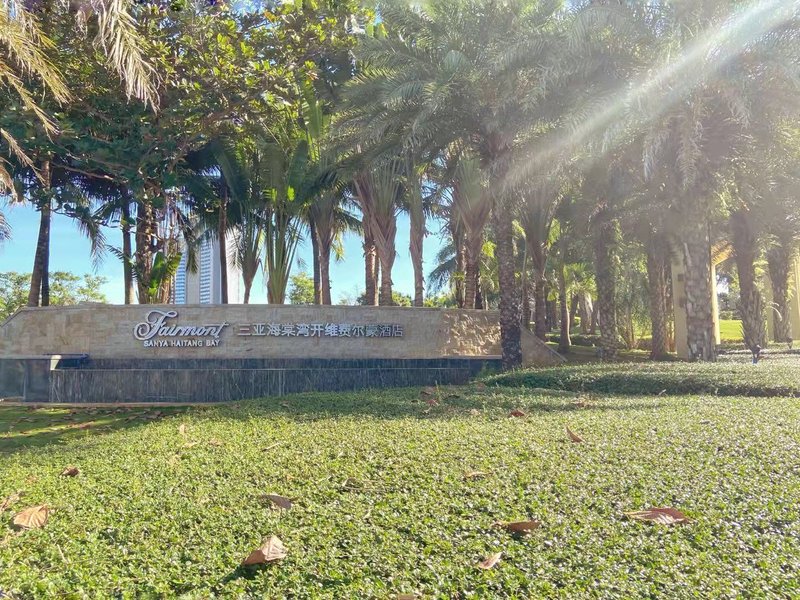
[{"x1": 490, "y1": 359, "x2": 800, "y2": 397}]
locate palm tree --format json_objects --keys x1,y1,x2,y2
[
  {"x1": 338, "y1": 0, "x2": 570, "y2": 368},
  {"x1": 353, "y1": 158, "x2": 403, "y2": 306},
  {"x1": 1, "y1": 0, "x2": 155, "y2": 193},
  {"x1": 636, "y1": 1, "x2": 800, "y2": 360}
]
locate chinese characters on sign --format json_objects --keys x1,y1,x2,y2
[{"x1": 237, "y1": 322, "x2": 404, "y2": 338}]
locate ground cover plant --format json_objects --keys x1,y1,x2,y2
[
  {"x1": 491, "y1": 355, "x2": 800, "y2": 397},
  {"x1": 2, "y1": 373, "x2": 800, "y2": 598}
]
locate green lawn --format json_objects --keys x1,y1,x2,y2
[
  {"x1": 2, "y1": 373, "x2": 800, "y2": 598},
  {"x1": 719, "y1": 319, "x2": 744, "y2": 341}
]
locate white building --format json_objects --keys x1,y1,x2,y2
[{"x1": 174, "y1": 233, "x2": 242, "y2": 304}]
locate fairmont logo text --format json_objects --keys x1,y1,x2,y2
[{"x1": 133, "y1": 310, "x2": 229, "y2": 348}]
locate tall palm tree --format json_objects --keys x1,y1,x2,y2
[
  {"x1": 353, "y1": 158, "x2": 403, "y2": 306},
  {"x1": 338, "y1": 0, "x2": 569, "y2": 368},
  {"x1": 636, "y1": 1, "x2": 800, "y2": 360}
]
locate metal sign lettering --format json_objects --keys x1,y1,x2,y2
[{"x1": 133, "y1": 310, "x2": 229, "y2": 347}]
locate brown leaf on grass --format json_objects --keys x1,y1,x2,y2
[
  {"x1": 474, "y1": 382, "x2": 487, "y2": 390},
  {"x1": 425, "y1": 398, "x2": 439, "y2": 407},
  {"x1": 625, "y1": 507, "x2": 690, "y2": 525},
  {"x1": 178, "y1": 424, "x2": 187, "y2": 436},
  {"x1": 61, "y1": 466, "x2": 80, "y2": 477},
  {"x1": 565, "y1": 426, "x2": 584, "y2": 443},
  {"x1": 468, "y1": 408, "x2": 481, "y2": 416},
  {"x1": 242, "y1": 535, "x2": 287, "y2": 565},
  {"x1": 342, "y1": 477, "x2": 363, "y2": 490},
  {"x1": 208, "y1": 438, "x2": 223, "y2": 447},
  {"x1": 262, "y1": 494, "x2": 292, "y2": 510},
  {"x1": 493, "y1": 520, "x2": 541, "y2": 535},
  {"x1": 0, "y1": 491, "x2": 23, "y2": 513},
  {"x1": 477, "y1": 551, "x2": 502, "y2": 570},
  {"x1": 13, "y1": 505, "x2": 49, "y2": 529},
  {"x1": 420, "y1": 386, "x2": 436, "y2": 398},
  {"x1": 509, "y1": 409, "x2": 526, "y2": 418},
  {"x1": 464, "y1": 470, "x2": 489, "y2": 480},
  {"x1": 396, "y1": 594, "x2": 419, "y2": 600}
]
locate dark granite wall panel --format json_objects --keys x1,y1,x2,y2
[{"x1": 44, "y1": 358, "x2": 500, "y2": 403}]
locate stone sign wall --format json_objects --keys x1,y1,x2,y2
[{"x1": 0, "y1": 304, "x2": 562, "y2": 366}]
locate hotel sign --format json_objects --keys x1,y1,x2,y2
[
  {"x1": 133, "y1": 310, "x2": 228, "y2": 348},
  {"x1": 132, "y1": 310, "x2": 404, "y2": 349}
]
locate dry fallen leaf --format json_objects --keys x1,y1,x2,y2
[
  {"x1": 342, "y1": 477, "x2": 363, "y2": 489},
  {"x1": 469, "y1": 408, "x2": 481, "y2": 416},
  {"x1": 178, "y1": 424, "x2": 187, "y2": 436},
  {"x1": 625, "y1": 507, "x2": 690, "y2": 525},
  {"x1": 208, "y1": 438, "x2": 223, "y2": 447},
  {"x1": 0, "y1": 491, "x2": 23, "y2": 513},
  {"x1": 425, "y1": 398, "x2": 439, "y2": 407},
  {"x1": 242, "y1": 535, "x2": 287, "y2": 565},
  {"x1": 509, "y1": 409, "x2": 526, "y2": 418},
  {"x1": 565, "y1": 426, "x2": 584, "y2": 443},
  {"x1": 13, "y1": 505, "x2": 49, "y2": 529},
  {"x1": 61, "y1": 466, "x2": 80, "y2": 477},
  {"x1": 464, "y1": 470, "x2": 489, "y2": 480},
  {"x1": 262, "y1": 494, "x2": 293, "y2": 510},
  {"x1": 477, "y1": 551, "x2": 502, "y2": 570},
  {"x1": 396, "y1": 594, "x2": 419, "y2": 600},
  {"x1": 474, "y1": 382, "x2": 487, "y2": 390},
  {"x1": 494, "y1": 520, "x2": 541, "y2": 535}
]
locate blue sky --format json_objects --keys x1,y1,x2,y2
[{"x1": 1, "y1": 203, "x2": 447, "y2": 304}]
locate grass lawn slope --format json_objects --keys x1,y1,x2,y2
[{"x1": 1, "y1": 382, "x2": 799, "y2": 598}]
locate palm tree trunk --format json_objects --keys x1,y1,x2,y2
[
  {"x1": 493, "y1": 206, "x2": 522, "y2": 369},
  {"x1": 28, "y1": 199, "x2": 51, "y2": 307},
  {"x1": 593, "y1": 207, "x2": 621, "y2": 357},
  {"x1": 135, "y1": 198, "x2": 157, "y2": 304},
  {"x1": 379, "y1": 257, "x2": 393, "y2": 305},
  {"x1": 463, "y1": 238, "x2": 481, "y2": 310},
  {"x1": 218, "y1": 195, "x2": 228, "y2": 304},
  {"x1": 121, "y1": 200, "x2": 134, "y2": 305},
  {"x1": 767, "y1": 240, "x2": 794, "y2": 345},
  {"x1": 243, "y1": 274, "x2": 254, "y2": 304},
  {"x1": 682, "y1": 217, "x2": 716, "y2": 361},
  {"x1": 310, "y1": 219, "x2": 322, "y2": 304},
  {"x1": 28, "y1": 161, "x2": 52, "y2": 307},
  {"x1": 410, "y1": 207, "x2": 425, "y2": 307},
  {"x1": 646, "y1": 235, "x2": 669, "y2": 359},
  {"x1": 569, "y1": 294, "x2": 579, "y2": 326},
  {"x1": 558, "y1": 257, "x2": 571, "y2": 353},
  {"x1": 475, "y1": 277, "x2": 485, "y2": 310},
  {"x1": 579, "y1": 293, "x2": 592, "y2": 334},
  {"x1": 522, "y1": 274, "x2": 533, "y2": 330},
  {"x1": 730, "y1": 209, "x2": 766, "y2": 351},
  {"x1": 319, "y1": 237, "x2": 333, "y2": 305},
  {"x1": 530, "y1": 240, "x2": 548, "y2": 339},
  {"x1": 363, "y1": 230, "x2": 378, "y2": 306},
  {"x1": 455, "y1": 232, "x2": 466, "y2": 308}
]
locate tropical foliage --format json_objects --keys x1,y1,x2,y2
[{"x1": 1, "y1": 0, "x2": 799, "y2": 366}]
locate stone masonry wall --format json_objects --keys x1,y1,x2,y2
[{"x1": 0, "y1": 304, "x2": 563, "y2": 366}]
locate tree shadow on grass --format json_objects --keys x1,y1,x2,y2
[{"x1": 0, "y1": 405, "x2": 190, "y2": 455}]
